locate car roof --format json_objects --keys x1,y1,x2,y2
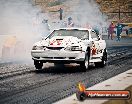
[{"x1": 55, "y1": 27, "x2": 92, "y2": 31}]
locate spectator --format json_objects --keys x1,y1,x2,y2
[
  {"x1": 108, "y1": 22, "x2": 115, "y2": 40},
  {"x1": 67, "y1": 17, "x2": 74, "y2": 27},
  {"x1": 116, "y1": 22, "x2": 127, "y2": 41},
  {"x1": 59, "y1": 8, "x2": 63, "y2": 20}
]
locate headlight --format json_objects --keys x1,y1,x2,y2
[
  {"x1": 65, "y1": 46, "x2": 82, "y2": 51},
  {"x1": 32, "y1": 46, "x2": 46, "y2": 50}
]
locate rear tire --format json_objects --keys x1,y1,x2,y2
[
  {"x1": 80, "y1": 54, "x2": 89, "y2": 72},
  {"x1": 95, "y1": 49, "x2": 107, "y2": 68},
  {"x1": 34, "y1": 60, "x2": 43, "y2": 69}
]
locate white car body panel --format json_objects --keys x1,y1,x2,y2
[{"x1": 31, "y1": 28, "x2": 106, "y2": 63}]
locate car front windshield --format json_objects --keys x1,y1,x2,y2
[{"x1": 47, "y1": 30, "x2": 89, "y2": 40}]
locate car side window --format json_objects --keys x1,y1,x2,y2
[{"x1": 91, "y1": 30, "x2": 99, "y2": 40}]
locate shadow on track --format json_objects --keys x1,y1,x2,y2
[{"x1": 34, "y1": 64, "x2": 95, "y2": 74}]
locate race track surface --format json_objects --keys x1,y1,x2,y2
[{"x1": 0, "y1": 45, "x2": 132, "y2": 104}]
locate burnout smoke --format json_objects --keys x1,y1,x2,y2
[
  {"x1": 65, "y1": 0, "x2": 108, "y2": 29},
  {"x1": 0, "y1": 0, "x2": 108, "y2": 63},
  {"x1": 0, "y1": 0, "x2": 49, "y2": 62}
]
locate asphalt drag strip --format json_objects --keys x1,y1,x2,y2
[{"x1": 0, "y1": 46, "x2": 131, "y2": 104}]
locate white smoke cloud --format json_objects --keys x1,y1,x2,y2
[
  {"x1": 64, "y1": 0, "x2": 108, "y2": 29},
  {"x1": 0, "y1": 0, "x2": 108, "y2": 63},
  {"x1": 0, "y1": 0, "x2": 50, "y2": 62}
]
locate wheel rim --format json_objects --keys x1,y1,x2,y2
[
  {"x1": 85, "y1": 55, "x2": 89, "y2": 69},
  {"x1": 103, "y1": 59, "x2": 106, "y2": 65},
  {"x1": 103, "y1": 53, "x2": 107, "y2": 65},
  {"x1": 102, "y1": 54, "x2": 107, "y2": 65}
]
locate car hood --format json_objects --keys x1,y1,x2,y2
[
  {"x1": 48, "y1": 36, "x2": 83, "y2": 47},
  {"x1": 34, "y1": 36, "x2": 91, "y2": 48}
]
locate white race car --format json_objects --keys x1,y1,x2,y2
[{"x1": 31, "y1": 28, "x2": 107, "y2": 71}]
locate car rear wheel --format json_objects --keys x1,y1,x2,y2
[
  {"x1": 34, "y1": 60, "x2": 43, "y2": 69},
  {"x1": 80, "y1": 54, "x2": 89, "y2": 72},
  {"x1": 95, "y1": 49, "x2": 107, "y2": 68}
]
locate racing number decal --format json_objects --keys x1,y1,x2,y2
[
  {"x1": 50, "y1": 39, "x2": 56, "y2": 45},
  {"x1": 50, "y1": 39, "x2": 62, "y2": 45},
  {"x1": 56, "y1": 40, "x2": 62, "y2": 45}
]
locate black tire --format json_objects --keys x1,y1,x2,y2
[
  {"x1": 80, "y1": 53, "x2": 89, "y2": 72},
  {"x1": 54, "y1": 63, "x2": 63, "y2": 66},
  {"x1": 76, "y1": 91, "x2": 87, "y2": 101},
  {"x1": 95, "y1": 49, "x2": 107, "y2": 68},
  {"x1": 34, "y1": 60, "x2": 43, "y2": 69},
  {"x1": 54, "y1": 63, "x2": 59, "y2": 66}
]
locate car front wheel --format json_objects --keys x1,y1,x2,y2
[
  {"x1": 34, "y1": 60, "x2": 43, "y2": 69},
  {"x1": 80, "y1": 54, "x2": 89, "y2": 72}
]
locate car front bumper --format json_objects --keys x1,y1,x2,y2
[{"x1": 31, "y1": 50, "x2": 85, "y2": 63}]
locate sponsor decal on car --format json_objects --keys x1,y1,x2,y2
[{"x1": 50, "y1": 39, "x2": 62, "y2": 46}]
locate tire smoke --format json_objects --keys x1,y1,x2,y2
[{"x1": 0, "y1": 0, "x2": 49, "y2": 63}]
